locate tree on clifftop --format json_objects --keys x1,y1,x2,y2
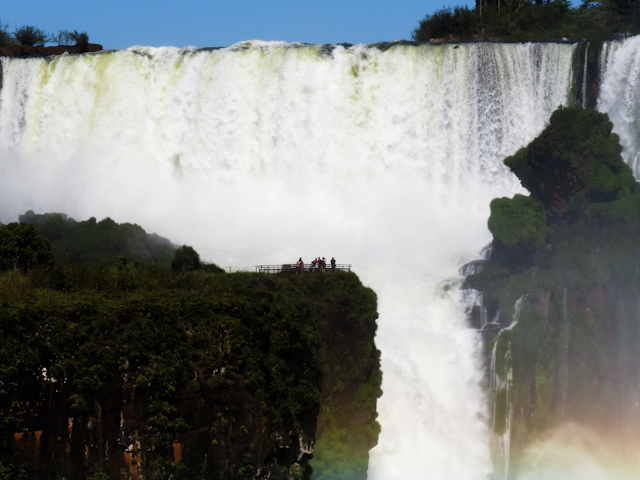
[
  {"x1": 52, "y1": 29, "x2": 89, "y2": 46},
  {"x1": 0, "y1": 223, "x2": 53, "y2": 273},
  {"x1": 412, "y1": 0, "x2": 637, "y2": 42},
  {"x1": 14, "y1": 25, "x2": 48, "y2": 46},
  {"x1": 0, "y1": 20, "x2": 13, "y2": 46},
  {"x1": 171, "y1": 245, "x2": 201, "y2": 272}
]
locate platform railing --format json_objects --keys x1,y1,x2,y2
[{"x1": 255, "y1": 264, "x2": 351, "y2": 274}]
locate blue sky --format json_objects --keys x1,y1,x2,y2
[{"x1": 2, "y1": 0, "x2": 474, "y2": 50}]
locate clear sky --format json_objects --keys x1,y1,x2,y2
[{"x1": 2, "y1": 0, "x2": 474, "y2": 50}]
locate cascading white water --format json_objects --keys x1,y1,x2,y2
[
  {"x1": 582, "y1": 43, "x2": 590, "y2": 108},
  {"x1": 490, "y1": 295, "x2": 526, "y2": 480},
  {"x1": 0, "y1": 41, "x2": 577, "y2": 479},
  {"x1": 599, "y1": 36, "x2": 640, "y2": 177}
]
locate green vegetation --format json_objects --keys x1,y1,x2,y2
[
  {"x1": 171, "y1": 245, "x2": 201, "y2": 272},
  {"x1": 413, "y1": 0, "x2": 639, "y2": 42},
  {"x1": 19, "y1": 211, "x2": 177, "y2": 268},
  {"x1": 488, "y1": 194, "x2": 548, "y2": 249},
  {"x1": 467, "y1": 107, "x2": 640, "y2": 472},
  {"x1": 52, "y1": 29, "x2": 89, "y2": 46},
  {"x1": 0, "y1": 219, "x2": 380, "y2": 479},
  {"x1": 13, "y1": 26, "x2": 48, "y2": 46},
  {"x1": 0, "y1": 20, "x2": 12, "y2": 47},
  {"x1": 505, "y1": 107, "x2": 634, "y2": 209},
  {"x1": 0, "y1": 23, "x2": 89, "y2": 47},
  {"x1": 0, "y1": 223, "x2": 53, "y2": 273}
]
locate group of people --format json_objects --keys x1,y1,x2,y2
[{"x1": 295, "y1": 256, "x2": 336, "y2": 274}]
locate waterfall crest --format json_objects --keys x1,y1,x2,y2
[
  {"x1": 0, "y1": 41, "x2": 578, "y2": 479},
  {"x1": 599, "y1": 36, "x2": 640, "y2": 177}
]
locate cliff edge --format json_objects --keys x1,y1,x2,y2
[{"x1": 0, "y1": 238, "x2": 380, "y2": 480}]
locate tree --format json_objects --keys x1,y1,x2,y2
[
  {"x1": 14, "y1": 25, "x2": 48, "y2": 46},
  {"x1": 171, "y1": 245, "x2": 201, "y2": 272},
  {"x1": 0, "y1": 19, "x2": 14, "y2": 46},
  {"x1": 0, "y1": 223, "x2": 53, "y2": 273},
  {"x1": 52, "y1": 29, "x2": 89, "y2": 46}
]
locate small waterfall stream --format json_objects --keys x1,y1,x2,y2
[
  {"x1": 490, "y1": 295, "x2": 526, "y2": 480},
  {"x1": 582, "y1": 43, "x2": 590, "y2": 108}
]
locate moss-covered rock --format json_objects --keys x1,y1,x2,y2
[
  {"x1": 505, "y1": 107, "x2": 635, "y2": 220},
  {"x1": 465, "y1": 107, "x2": 640, "y2": 475},
  {"x1": 488, "y1": 194, "x2": 547, "y2": 249}
]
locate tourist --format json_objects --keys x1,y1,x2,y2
[
  {"x1": 296, "y1": 257, "x2": 303, "y2": 274},
  {"x1": 311, "y1": 258, "x2": 318, "y2": 272},
  {"x1": 331, "y1": 257, "x2": 336, "y2": 270}
]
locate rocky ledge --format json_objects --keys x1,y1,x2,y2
[{"x1": 0, "y1": 43, "x2": 103, "y2": 57}]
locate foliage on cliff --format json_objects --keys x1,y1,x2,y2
[
  {"x1": 505, "y1": 107, "x2": 635, "y2": 215},
  {"x1": 488, "y1": 194, "x2": 548, "y2": 249},
  {"x1": 465, "y1": 106, "x2": 640, "y2": 473},
  {"x1": 171, "y1": 245, "x2": 201, "y2": 272},
  {"x1": 0, "y1": 22, "x2": 89, "y2": 47},
  {"x1": 0, "y1": 224, "x2": 53, "y2": 273},
  {"x1": 19, "y1": 211, "x2": 177, "y2": 267},
  {"x1": 413, "y1": 0, "x2": 640, "y2": 42},
  {"x1": 0, "y1": 246, "x2": 380, "y2": 479}
]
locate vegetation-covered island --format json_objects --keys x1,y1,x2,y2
[
  {"x1": 463, "y1": 106, "x2": 640, "y2": 475},
  {"x1": 0, "y1": 214, "x2": 382, "y2": 480}
]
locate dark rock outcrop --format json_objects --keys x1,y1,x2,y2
[
  {"x1": 463, "y1": 107, "x2": 640, "y2": 475},
  {"x1": 0, "y1": 43, "x2": 103, "y2": 57}
]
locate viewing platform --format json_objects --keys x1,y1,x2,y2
[{"x1": 255, "y1": 264, "x2": 352, "y2": 274}]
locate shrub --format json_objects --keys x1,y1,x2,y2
[
  {"x1": 14, "y1": 25, "x2": 48, "y2": 46},
  {"x1": 53, "y1": 29, "x2": 89, "y2": 46},
  {"x1": 68, "y1": 394, "x2": 89, "y2": 417},
  {"x1": 488, "y1": 195, "x2": 548, "y2": 248},
  {"x1": 171, "y1": 245, "x2": 201, "y2": 272},
  {"x1": 116, "y1": 255, "x2": 129, "y2": 271},
  {"x1": 87, "y1": 471, "x2": 109, "y2": 480},
  {"x1": 0, "y1": 20, "x2": 14, "y2": 46},
  {"x1": 412, "y1": 6, "x2": 478, "y2": 41},
  {"x1": 0, "y1": 223, "x2": 53, "y2": 273}
]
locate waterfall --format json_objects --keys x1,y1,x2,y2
[
  {"x1": 582, "y1": 43, "x2": 589, "y2": 108},
  {"x1": 599, "y1": 36, "x2": 640, "y2": 177},
  {"x1": 0, "y1": 41, "x2": 578, "y2": 479},
  {"x1": 489, "y1": 295, "x2": 526, "y2": 480}
]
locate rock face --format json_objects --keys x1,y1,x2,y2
[
  {"x1": 0, "y1": 43, "x2": 103, "y2": 57},
  {"x1": 0, "y1": 267, "x2": 381, "y2": 480},
  {"x1": 463, "y1": 107, "x2": 640, "y2": 476}
]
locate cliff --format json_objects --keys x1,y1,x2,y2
[
  {"x1": 0, "y1": 44, "x2": 103, "y2": 57},
  {"x1": 463, "y1": 107, "x2": 640, "y2": 475},
  {"x1": 0, "y1": 252, "x2": 380, "y2": 479}
]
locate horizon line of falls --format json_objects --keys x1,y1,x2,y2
[{"x1": 0, "y1": 41, "x2": 579, "y2": 479}]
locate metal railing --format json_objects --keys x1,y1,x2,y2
[{"x1": 255, "y1": 264, "x2": 351, "y2": 274}]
